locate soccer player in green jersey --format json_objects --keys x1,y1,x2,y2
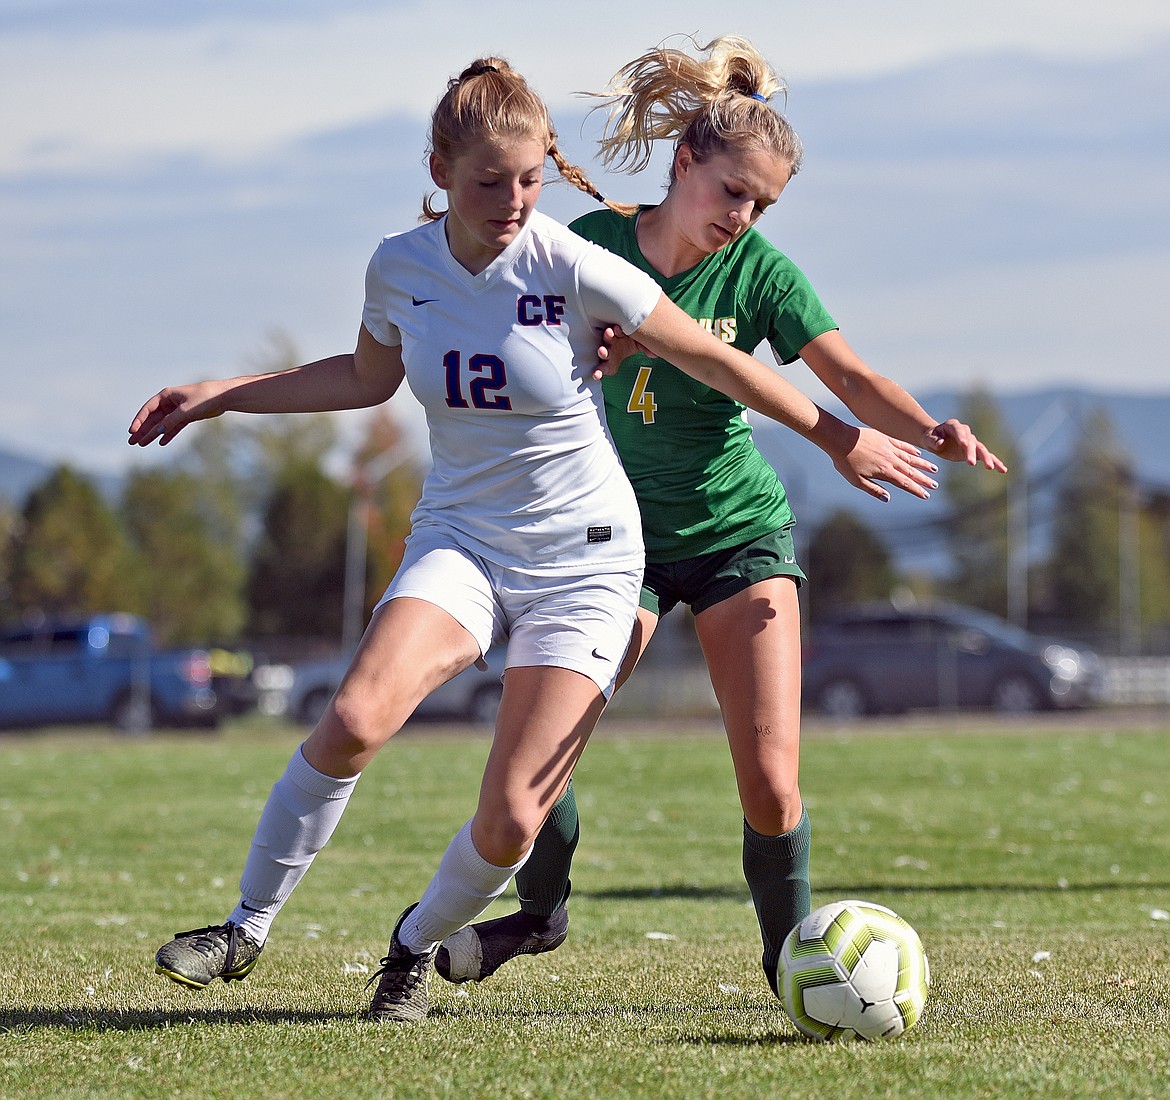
[
  {"x1": 435, "y1": 36, "x2": 1005, "y2": 1000},
  {"x1": 138, "y1": 52, "x2": 943, "y2": 1025}
]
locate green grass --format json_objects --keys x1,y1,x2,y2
[{"x1": 2, "y1": 716, "x2": 1169, "y2": 1099}]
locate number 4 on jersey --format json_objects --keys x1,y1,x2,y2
[{"x1": 627, "y1": 365, "x2": 657, "y2": 425}]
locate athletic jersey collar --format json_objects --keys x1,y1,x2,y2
[
  {"x1": 436, "y1": 211, "x2": 537, "y2": 291},
  {"x1": 627, "y1": 205, "x2": 740, "y2": 291}
]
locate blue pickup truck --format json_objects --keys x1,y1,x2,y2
[{"x1": 0, "y1": 613, "x2": 227, "y2": 731}]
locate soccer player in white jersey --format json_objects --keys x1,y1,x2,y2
[
  {"x1": 128, "y1": 56, "x2": 939, "y2": 1023},
  {"x1": 435, "y1": 37, "x2": 1005, "y2": 1006}
]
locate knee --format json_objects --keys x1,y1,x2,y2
[
  {"x1": 309, "y1": 689, "x2": 401, "y2": 772},
  {"x1": 742, "y1": 778, "x2": 803, "y2": 836},
  {"x1": 471, "y1": 811, "x2": 537, "y2": 868}
]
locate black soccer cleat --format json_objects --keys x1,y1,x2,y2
[
  {"x1": 435, "y1": 904, "x2": 569, "y2": 984},
  {"x1": 368, "y1": 904, "x2": 439, "y2": 1023},
  {"x1": 155, "y1": 922, "x2": 263, "y2": 989}
]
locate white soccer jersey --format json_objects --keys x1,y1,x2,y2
[{"x1": 363, "y1": 209, "x2": 661, "y2": 575}]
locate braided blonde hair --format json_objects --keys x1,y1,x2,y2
[
  {"x1": 422, "y1": 57, "x2": 619, "y2": 220},
  {"x1": 588, "y1": 35, "x2": 803, "y2": 189}
]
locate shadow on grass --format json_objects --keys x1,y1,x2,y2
[
  {"x1": 0, "y1": 1006, "x2": 349, "y2": 1032},
  {"x1": 1, "y1": 1001, "x2": 782, "y2": 1035},
  {"x1": 676, "y1": 1031, "x2": 807, "y2": 1048},
  {"x1": 583, "y1": 879, "x2": 1168, "y2": 902}
]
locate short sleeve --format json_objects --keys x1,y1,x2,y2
[
  {"x1": 362, "y1": 244, "x2": 403, "y2": 347},
  {"x1": 576, "y1": 245, "x2": 661, "y2": 335},
  {"x1": 761, "y1": 263, "x2": 836, "y2": 365}
]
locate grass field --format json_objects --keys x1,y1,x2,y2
[{"x1": 2, "y1": 714, "x2": 1169, "y2": 1099}]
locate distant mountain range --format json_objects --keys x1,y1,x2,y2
[
  {"x1": 4, "y1": 386, "x2": 1169, "y2": 574},
  {"x1": 0, "y1": 449, "x2": 122, "y2": 509},
  {"x1": 0, "y1": 449, "x2": 52, "y2": 507}
]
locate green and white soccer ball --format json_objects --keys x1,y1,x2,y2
[{"x1": 778, "y1": 899, "x2": 930, "y2": 1041}]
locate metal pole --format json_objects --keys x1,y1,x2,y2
[
  {"x1": 1007, "y1": 464, "x2": 1028, "y2": 628},
  {"x1": 1007, "y1": 398, "x2": 1074, "y2": 630},
  {"x1": 1119, "y1": 470, "x2": 1141, "y2": 656}
]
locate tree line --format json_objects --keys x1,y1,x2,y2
[
  {"x1": 2, "y1": 388, "x2": 1169, "y2": 655},
  {"x1": 0, "y1": 406, "x2": 420, "y2": 652},
  {"x1": 806, "y1": 390, "x2": 1170, "y2": 654}
]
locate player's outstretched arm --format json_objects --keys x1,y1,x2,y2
[
  {"x1": 799, "y1": 330, "x2": 1007, "y2": 473},
  {"x1": 628, "y1": 296, "x2": 937, "y2": 502},
  {"x1": 128, "y1": 325, "x2": 405, "y2": 448}
]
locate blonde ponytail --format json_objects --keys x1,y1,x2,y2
[{"x1": 587, "y1": 35, "x2": 803, "y2": 180}]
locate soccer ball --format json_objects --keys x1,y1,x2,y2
[{"x1": 778, "y1": 899, "x2": 930, "y2": 1041}]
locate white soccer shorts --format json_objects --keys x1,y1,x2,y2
[{"x1": 373, "y1": 526, "x2": 641, "y2": 697}]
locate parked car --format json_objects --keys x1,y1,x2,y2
[
  {"x1": 272, "y1": 648, "x2": 506, "y2": 727},
  {"x1": 207, "y1": 646, "x2": 263, "y2": 718},
  {"x1": 0, "y1": 613, "x2": 230, "y2": 731},
  {"x1": 802, "y1": 603, "x2": 1104, "y2": 718}
]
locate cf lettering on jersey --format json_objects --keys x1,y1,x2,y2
[{"x1": 517, "y1": 295, "x2": 567, "y2": 326}]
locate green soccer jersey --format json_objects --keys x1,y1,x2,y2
[{"x1": 571, "y1": 207, "x2": 837, "y2": 562}]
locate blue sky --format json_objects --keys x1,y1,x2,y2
[{"x1": 2, "y1": 0, "x2": 1169, "y2": 475}]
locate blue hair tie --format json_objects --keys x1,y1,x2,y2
[{"x1": 749, "y1": 92, "x2": 767, "y2": 104}]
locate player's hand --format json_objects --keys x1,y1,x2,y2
[
  {"x1": 922, "y1": 418, "x2": 1008, "y2": 472},
  {"x1": 832, "y1": 428, "x2": 940, "y2": 502},
  {"x1": 127, "y1": 380, "x2": 227, "y2": 447},
  {"x1": 592, "y1": 325, "x2": 656, "y2": 380}
]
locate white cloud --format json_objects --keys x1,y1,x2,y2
[
  {"x1": 2, "y1": 1, "x2": 1169, "y2": 475},
  {"x1": 3, "y1": 1, "x2": 1170, "y2": 175}
]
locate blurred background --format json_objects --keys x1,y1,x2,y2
[{"x1": 2, "y1": 1, "x2": 1169, "y2": 727}]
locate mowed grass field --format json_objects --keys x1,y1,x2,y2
[{"x1": 2, "y1": 713, "x2": 1169, "y2": 1099}]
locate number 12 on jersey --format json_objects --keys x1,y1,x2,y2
[{"x1": 444, "y1": 350, "x2": 512, "y2": 411}]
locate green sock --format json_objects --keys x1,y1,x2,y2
[
  {"x1": 742, "y1": 808, "x2": 811, "y2": 971},
  {"x1": 515, "y1": 780, "x2": 579, "y2": 917}
]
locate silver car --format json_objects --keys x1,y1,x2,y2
[
  {"x1": 802, "y1": 603, "x2": 1104, "y2": 718},
  {"x1": 262, "y1": 648, "x2": 506, "y2": 727}
]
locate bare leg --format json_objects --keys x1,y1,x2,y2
[
  {"x1": 694, "y1": 578, "x2": 802, "y2": 835},
  {"x1": 155, "y1": 598, "x2": 483, "y2": 989},
  {"x1": 236, "y1": 598, "x2": 481, "y2": 925},
  {"x1": 694, "y1": 576, "x2": 810, "y2": 988},
  {"x1": 371, "y1": 667, "x2": 608, "y2": 1020},
  {"x1": 511, "y1": 606, "x2": 660, "y2": 913},
  {"x1": 396, "y1": 664, "x2": 609, "y2": 952},
  {"x1": 302, "y1": 597, "x2": 482, "y2": 776},
  {"x1": 432, "y1": 609, "x2": 661, "y2": 984}
]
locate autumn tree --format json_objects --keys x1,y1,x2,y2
[
  {"x1": 6, "y1": 466, "x2": 135, "y2": 618},
  {"x1": 120, "y1": 467, "x2": 248, "y2": 644},
  {"x1": 805, "y1": 509, "x2": 896, "y2": 622},
  {"x1": 1042, "y1": 408, "x2": 1127, "y2": 638},
  {"x1": 350, "y1": 408, "x2": 425, "y2": 627},
  {"x1": 246, "y1": 458, "x2": 350, "y2": 639},
  {"x1": 1141, "y1": 490, "x2": 1170, "y2": 645},
  {"x1": 0, "y1": 498, "x2": 17, "y2": 612}
]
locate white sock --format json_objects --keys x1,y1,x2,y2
[
  {"x1": 228, "y1": 745, "x2": 359, "y2": 945},
  {"x1": 398, "y1": 820, "x2": 530, "y2": 954}
]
